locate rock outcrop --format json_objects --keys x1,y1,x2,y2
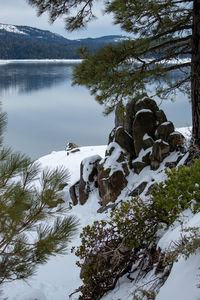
[
  {"x1": 69, "y1": 155, "x2": 102, "y2": 205},
  {"x1": 70, "y1": 97, "x2": 185, "y2": 207},
  {"x1": 98, "y1": 142, "x2": 130, "y2": 205}
]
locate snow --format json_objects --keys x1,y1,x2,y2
[
  {"x1": 1, "y1": 145, "x2": 106, "y2": 300},
  {"x1": 38, "y1": 146, "x2": 105, "y2": 187},
  {"x1": 81, "y1": 154, "x2": 102, "y2": 181},
  {"x1": 101, "y1": 142, "x2": 129, "y2": 176},
  {"x1": 135, "y1": 108, "x2": 153, "y2": 116},
  {"x1": 0, "y1": 24, "x2": 27, "y2": 35},
  {"x1": 156, "y1": 254, "x2": 200, "y2": 300},
  {"x1": 143, "y1": 133, "x2": 151, "y2": 140},
  {"x1": 114, "y1": 37, "x2": 129, "y2": 42},
  {"x1": 2, "y1": 127, "x2": 200, "y2": 300},
  {"x1": 160, "y1": 121, "x2": 172, "y2": 126}
]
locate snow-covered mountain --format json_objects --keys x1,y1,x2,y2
[{"x1": 0, "y1": 23, "x2": 127, "y2": 59}]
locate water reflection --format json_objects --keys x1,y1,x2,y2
[
  {"x1": 0, "y1": 61, "x2": 192, "y2": 160},
  {"x1": 0, "y1": 62, "x2": 113, "y2": 159},
  {"x1": 0, "y1": 62, "x2": 73, "y2": 95}
]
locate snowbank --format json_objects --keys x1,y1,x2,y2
[{"x1": 3, "y1": 127, "x2": 200, "y2": 300}]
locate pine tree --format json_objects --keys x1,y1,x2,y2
[
  {"x1": 27, "y1": 0, "x2": 199, "y2": 145},
  {"x1": 0, "y1": 110, "x2": 78, "y2": 285}
]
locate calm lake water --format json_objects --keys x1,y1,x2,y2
[{"x1": 0, "y1": 60, "x2": 192, "y2": 160}]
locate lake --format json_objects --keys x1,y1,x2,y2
[{"x1": 0, "y1": 60, "x2": 192, "y2": 160}]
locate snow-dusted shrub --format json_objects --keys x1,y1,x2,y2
[
  {"x1": 166, "y1": 226, "x2": 200, "y2": 261},
  {"x1": 151, "y1": 159, "x2": 200, "y2": 226},
  {"x1": 132, "y1": 288, "x2": 157, "y2": 300},
  {"x1": 72, "y1": 198, "x2": 165, "y2": 299}
]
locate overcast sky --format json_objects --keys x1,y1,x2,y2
[{"x1": 0, "y1": 0, "x2": 124, "y2": 39}]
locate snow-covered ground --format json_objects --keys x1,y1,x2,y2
[{"x1": 2, "y1": 127, "x2": 200, "y2": 300}]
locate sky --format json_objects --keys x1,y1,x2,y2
[{"x1": 0, "y1": 0, "x2": 124, "y2": 39}]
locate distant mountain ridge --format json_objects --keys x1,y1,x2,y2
[{"x1": 0, "y1": 23, "x2": 127, "y2": 59}]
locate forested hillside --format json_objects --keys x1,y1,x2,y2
[{"x1": 0, "y1": 23, "x2": 127, "y2": 59}]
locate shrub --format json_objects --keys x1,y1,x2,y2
[
  {"x1": 72, "y1": 197, "x2": 162, "y2": 299},
  {"x1": 151, "y1": 159, "x2": 200, "y2": 226}
]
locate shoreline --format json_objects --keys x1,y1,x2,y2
[{"x1": 0, "y1": 59, "x2": 83, "y2": 65}]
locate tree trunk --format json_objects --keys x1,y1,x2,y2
[{"x1": 191, "y1": 0, "x2": 200, "y2": 146}]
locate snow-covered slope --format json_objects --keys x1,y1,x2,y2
[
  {"x1": 0, "y1": 24, "x2": 27, "y2": 35},
  {"x1": 2, "y1": 127, "x2": 200, "y2": 300}
]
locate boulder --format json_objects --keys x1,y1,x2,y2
[
  {"x1": 114, "y1": 127, "x2": 135, "y2": 157},
  {"x1": 129, "y1": 181, "x2": 148, "y2": 197},
  {"x1": 108, "y1": 127, "x2": 136, "y2": 159},
  {"x1": 133, "y1": 109, "x2": 157, "y2": 156},
  {"x1": 98, "y1": 167, "x2": 128, "y2": 206},
  {"x1": 66, "y1": 142, "x2": 80, "y2": 155},
  {"x1": 115, "y1": 101, "x2": 125, "y2": 128},
  {"x1": 79, "y1": 155, "x2": 102, "y2": 205},
  {"x1": 155, "y1": 109, "x2": 167, "y2": 124},
  {"x1": 124, "y1": 98, "x2": 136, "y2": 134},
  {"x1": 151, "y1": 140, "x2": 170, "y2": 163},
  {"x1": 69, "y1": 181, "x2": 79, "y2": 206},
  {"x1": 132, "y1": 160, "x2": 147, "y2": 174},
  {"x1": 142, "y1": 150, "x2": 151, "y2": 165},
  {"x1": 168, "y1": 131, "x2": 185, "y2": 151},
  {"x1": 65, "y1": 142, "x2": 79, "y2": 151},
  {"x1": 134, "y1": 97, "x2": 159, "y2": 114},
  {"x1": 98, "y1": 143, "x2": 129, "y2": 205},
  {"x1": 150, "y1": 159, "x2": 160, "y2": 171},
  {"x1": 142, "y1": 134, "x2": 154, "y2": 150},
  {"x1": 156, "y1": 121, "x2": 174, "y2": 141}
]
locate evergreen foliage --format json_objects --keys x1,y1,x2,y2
[
  {"x1": 72, "y1": 0, "x2": 192, "y2": 114},
  {"x1": 27, "y1": 0, "x2": 200, "y2": 145},
  {"x1": 152, "y1": 158, "x2": 200, "y2": 226},
  {"x1": 0, "y1": 110, "x2": 78, "y2": 285}
]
